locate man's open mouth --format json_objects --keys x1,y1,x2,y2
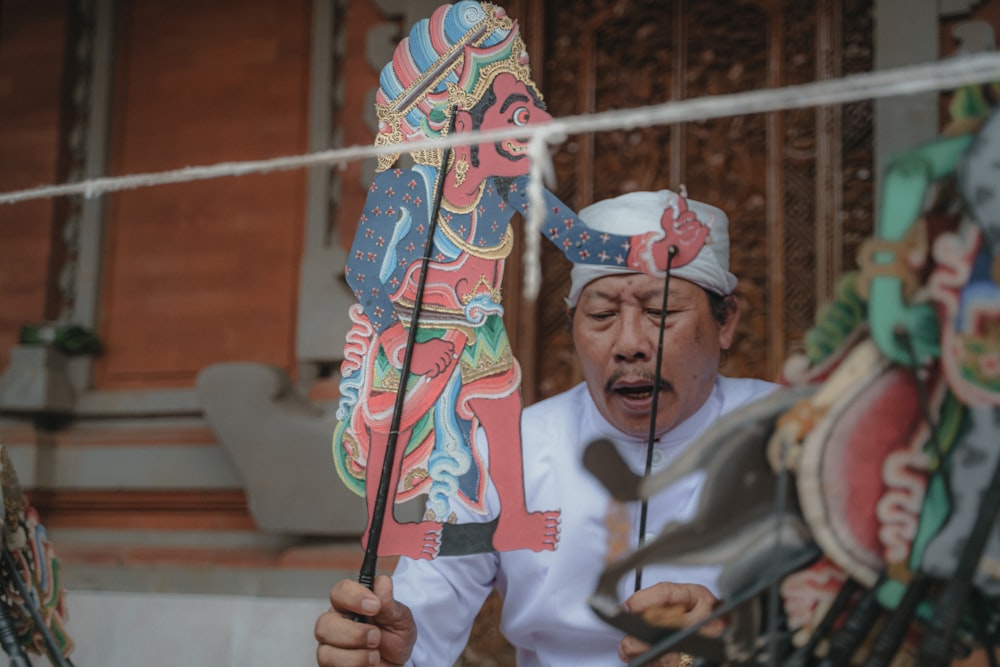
[{"x1": 607, "y1": 379, "x2": 671, "y2": 400}]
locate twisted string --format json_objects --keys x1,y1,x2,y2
[{"x1": 3, "y1": 53, "x2": 999, "y2": 301}]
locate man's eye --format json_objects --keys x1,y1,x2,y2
[
  {"x1": 510, "y1": 107, "x2": 530, "y2": 126},
  {"x1": 588, "y1": 312, "x2": 613, "y2": 321}
]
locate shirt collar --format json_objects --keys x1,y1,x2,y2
[{"x1": 581, "y1": 378, "x2": 724, "y2": 463}]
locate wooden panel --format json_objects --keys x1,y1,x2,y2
[
  {"x1": 682, "y1": 0, "x2": 772, "y2": 380},
  {"x1": 95, "y1": 0, "x2": 311, "y2": 389},
  {"x1": 0, "y1": 1, "x2": 68, "y2": 370},
  {"x1": 532, "y1": 0, "x2": 875, "y2": 399}
]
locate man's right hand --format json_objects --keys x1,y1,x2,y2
[{"x1": 315, "y1": 575, "x2": 417, "y2": 667}]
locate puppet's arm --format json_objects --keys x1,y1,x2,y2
[
  {"x1": 862, "y1": 132, "x2": 974, "y2": 366},
  {"x1": 345, "y1": 169, "x2": 438, "y2": 335},
  {"x1": 506, "y1": 179, "x2": 677, "y2": 269}
]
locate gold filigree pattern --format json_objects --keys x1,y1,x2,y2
[
  {"x1": 404, "y1": 468, "x2": 429, "y2": 490},
  {"x1": 459, "y1": 345, "x2": 513, "y2": 383},
  {"x1": 438, "y1": 215, "x2": 514, "y2": 259},
  {"x1": 460, "y1": 275, "x2": 503, "y2": 305}
]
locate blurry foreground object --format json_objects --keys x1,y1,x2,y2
[
  {"x1": 0, "y1": 446, "x2": 74, "y2": 667},
  {"x1": 585, "y1": 78, "x2": 1000, "y2": 667}
]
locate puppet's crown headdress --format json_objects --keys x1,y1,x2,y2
[{"x1": 374, "y1": 1, "x2": 536, "y2": 171}]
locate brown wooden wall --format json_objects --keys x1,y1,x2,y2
[
  {"x1": 0, "y1": 0, "x2": 318, "y2": 390},
  {"x1": 95, "y1": 0, "x2": 312, "y2": 390},
  {"x1": 0, "y1": 1, "x2": 69, "y2": 371},
  {"x1": 529, "y1": 0, "x2": 875, "y2": 401}
]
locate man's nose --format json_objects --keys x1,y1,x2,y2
[{"x1": 612, "y1": 314, "x2": 653, "y2": 361}]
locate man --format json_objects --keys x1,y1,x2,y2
[{"x1": 316, "y1": 189, "x2": 778, "y2": 666}]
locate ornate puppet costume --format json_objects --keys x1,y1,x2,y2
[{"x1": 332, "y1": 2, "x2": 702, "y2": 559}]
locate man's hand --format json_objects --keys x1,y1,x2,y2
[
  {"x1": 617, "y1": 582, "x2": 724, "y2": 667},
  {"x1": 315, "y1": 575, "x2": 417, "y2": 667}
]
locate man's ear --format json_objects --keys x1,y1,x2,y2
[{"x1": 719, "y1": 296, "x2": 740, "y2": 351}]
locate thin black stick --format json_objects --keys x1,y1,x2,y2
[
  {"x1": 355, "y1": 113, "x2": 457, "y2": 599},
  {"x1": 917, "y1": 420, "x2": 1000, "y2": 667},
  {"x1": 1, "y1": 548, "x2": 73, "y2": 667},
  {"x1": 0, "y1": 596, "x2": 31, "y2": 667},
  {"x1": 635, "y1": 244, "x2": 678, "y2": 593}
]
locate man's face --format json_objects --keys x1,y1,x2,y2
[
  {"x1": 571, "y1": 273, "x2": 738, "y2": 439},
  {"x1": 470, "y1": 72, "x2": 550, "y2": 176}
]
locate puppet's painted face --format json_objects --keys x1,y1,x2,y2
[{"x1": 467, "y1": 72, "x2": 550, "y2": 177}]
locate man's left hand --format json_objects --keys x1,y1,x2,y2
[{"x1": 617, "y1": 582, "x2": 724, "y2": 666}]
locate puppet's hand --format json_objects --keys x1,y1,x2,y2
[
  {"x1": 626, "y1": 196, "x2": 709, "y2": 274},
  {"x1": 617, "y1": 582, "x2": 724, "y2": 666},
  {"x1": 652, "y1": 196, "x2": 709, "y2": 270},
  {"x1": 410, "y1": 338, "x2": 457, "y2": 378}
]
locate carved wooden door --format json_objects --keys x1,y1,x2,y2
[
  {"x1": 457, "y1": 1, "x2": 879, "y2": 662},
  {"x1": 504, "y1": 0, "x2": 875, "y2": 404}
]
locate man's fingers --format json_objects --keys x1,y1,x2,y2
[
  {"x1": 368, "y1": 575, "x2": 418, "y2": 663},
  {"x1": 619, "y1": 633, "x2": 650, "y2": 659},
  {"x1": 372, "y1": 575, "x2": 408, "y2": 628},
  {"x1": 624, "y1": 582, "x2": 720, "y2": 629},
  {"x1": 314, "y1": 608, "x2": 382, "y2": 667},
  {"x1": 317, "y1": 576, "x2": 415, "y2": 666},
  {"x1": 624, "y1": 582, "x2": 693, "y2": 613},
  {"x1": 316, "y1": 642, "x2": 378, "y2": 667},
  {"x1": 314, "y1": 609, "x2": 377, "y2": 645},
  {"x1": 329, "y1": 579, "x2": 381, "y2": 618}
]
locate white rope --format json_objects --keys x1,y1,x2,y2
[
  {"x1": 2, "y1": 53, "x2": 998, "y2": 207},
  {"x1": 524, "y1": 129, "x2": 561, "y2": 300}
]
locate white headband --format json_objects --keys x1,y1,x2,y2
[{"x1": 566, "y1": 190, "x2": 738, "y2": 307}]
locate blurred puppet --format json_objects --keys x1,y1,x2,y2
[
  {"x1": 333, "y1": 1, "x2": 708, "y2": 561},
  {"x1": 582, "y1": 77, "x2": 1000, "y2": 667},
  {"x1": 0, "y1": 447, "x2": 73, "y2": 667}
]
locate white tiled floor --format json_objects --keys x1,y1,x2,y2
[{"x1": 62, "y1": 590, "x2": 327, "y2": 666}]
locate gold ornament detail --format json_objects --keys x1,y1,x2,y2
[{"x1": 452, "y1": 156, "x2": 470, "y2": 185}]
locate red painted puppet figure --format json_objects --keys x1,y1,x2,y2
[{"x1": 333, "y1": 1, "x2": 708, "y2": 559}]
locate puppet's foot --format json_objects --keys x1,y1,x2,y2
[
  {"x1": 492, "y1": 510, "x2": 560, "y2": 552},
  {"x1": 374, "y1": 521, "x2": 443, "y2": 560}
]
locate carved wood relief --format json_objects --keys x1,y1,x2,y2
[{"x1": 524, "y1": 0, "x2": 874, "y2": 400}]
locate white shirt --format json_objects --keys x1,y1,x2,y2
[{"x1": 394, "y1": 376, "x2": 778, "y2": 666}]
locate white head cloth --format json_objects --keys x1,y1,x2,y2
[{"x1": 566, "y1": 189, "x2": 738, "y2": 307}]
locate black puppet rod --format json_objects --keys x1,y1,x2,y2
[
  {"x1": 634, "y1": 243, "x2": 678, "y2": 593},
  {"x1": 354, "y1": 110, "x2": 459, "y2": 604}
]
